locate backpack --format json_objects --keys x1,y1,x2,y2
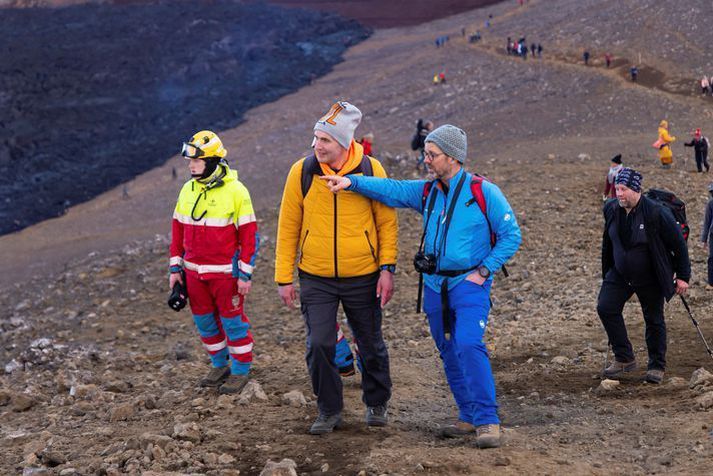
[
  {"x1": 300, "y1": 153, "x2": 373, "y2": 198},
  {"x1": 421, "y1": 174, "x2": 509, "y2": 276},
  {"x1": 645, "y1": 188, "x2": 690, "y2": 241}
]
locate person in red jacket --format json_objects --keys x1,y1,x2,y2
[
  {"x1": 169, "y1": 130, "x2": 259, "y2": 394},
  {"x1": 359, "y1": 133, "x2": 374, "y2": 156},
  {"x1": 603, "y1": 154, "x2": 623, "y2": 200}
]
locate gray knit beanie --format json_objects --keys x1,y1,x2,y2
[
  {"x1": 314, "y1": 101, "x2": 362, "y2": 150},
  {"x1": 425, "y1": 124, "x2": 467, "y2": 163}
]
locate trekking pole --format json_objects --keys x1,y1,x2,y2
[
  {"x1": 602, "y1": 341, "x2": 611, "y2": 375},
  {"x1": 416, "y1": 272, "x2": 424, "y2": 313},
  {"x1": 680, "y1": 295, "x2": 713, "y2": 361}
]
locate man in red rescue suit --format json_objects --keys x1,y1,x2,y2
[{"x1": 169, "y1": 130, "x2": 258, "y2": 394}]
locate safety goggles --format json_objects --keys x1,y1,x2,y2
[{"x1": 181, "y1": 142, "x2": 205, "y2": 159}]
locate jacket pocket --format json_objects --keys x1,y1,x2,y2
[
  {"x1": 299, "y1": 230, "x2": 310, "y2": 264},
  {"x1": 364, "y1": 231, "x2": 377, "y2": 260}
]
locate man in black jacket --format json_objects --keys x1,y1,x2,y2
[
  {"x1": 684, "y1": 128, "x2": 710, "y2": 173},
  {"x1": 597, "y1": 168, "x2": 691, "y2": 384}
]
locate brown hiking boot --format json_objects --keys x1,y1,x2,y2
[
  {"x1": 199, "y1": 366, "x2": 230, "y2": 387},
  {"x1": 645, "y1": 369, "x2": 665, "y2": 384},
  {"x1": 603, "y1": 359, "x2": 637, "y2": 379},
  {"x1": 440, "y1": 421, "x2": 476, "y2": 438},
  {"x1": 218, "y1": 374, "x2": 249, "y2": 394},
  {"x1": 476, "y1": 424, "x2": 501, "y2": 449}
]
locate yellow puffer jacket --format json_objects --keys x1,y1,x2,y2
[
  {"x1": 275, "y1": 141, "x2": 398, "y2": 283},
  {"x1": 658, "y1": 124, "x2": 675, "y2": 163}
]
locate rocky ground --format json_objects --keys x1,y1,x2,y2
[{"x1": 3, "y1": 0, "x2": 713, "y2": 474}]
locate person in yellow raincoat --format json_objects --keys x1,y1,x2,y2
[{"x1": 658, "y1": 120, "x2": 676, "y2": 169}]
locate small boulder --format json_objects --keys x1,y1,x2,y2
[
  {"x1": 551, "y1": 356, "x2": 570, "y2": 365},
  {"x1": 696, "y1": 391, "x2": 713, "y2": 410},
  {"x1": 239, "y1": 381, "x2": 268, "y2": 404},
  {"x1": 173, "y1": 422, "x2": 201, "y2": 443},
  {"x1": 109, "y1": 403, "x2": 135, "y2": 422},
  {"x1": 689, "y1": 368, "x2": 713, "y2": 390},
  {"x1": 594, "y1": 379, "x2": 620, "y2": 395},
  {"x1": 260, "y1": 458, "x2": 298, "y2": 476},
  {"x1": 281, "y1": 390, "x2": 307, "y2": 407}
]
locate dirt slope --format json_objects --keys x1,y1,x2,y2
[{"x1": 2, "y1": 0, "x2": 713, "y2": 474}]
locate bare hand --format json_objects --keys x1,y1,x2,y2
[
  {"x1": 278, "y1": 284, "x2": 297, "y2": 308},
  {"x1": 675, "y1": 279, "x2": 689, "y2": 296},
  {"x1": 237, "y1": 279, "x2": 251, "y2": 295},
  {"x1": 169, "y1": 272, "x2": 183, "y2": 290},
  {"x1": 320, "y1": 175, "x2": 352, "y2": 193},
  {"x1": 465, "y1": 271, "x2": 487, "y2": 285},
  {"x1": 376, "y1": 270, "x2": 394, "y2": 308}
]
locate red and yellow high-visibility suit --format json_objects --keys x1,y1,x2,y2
[{"x1": 169, "y1": 163, "x2": 258, "y2": 375}]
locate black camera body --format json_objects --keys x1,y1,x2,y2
[
  {"x1": 413, "y1": 251, "x2": 437, "y2": 275},
  {"x1": 168, "y1": 274, "x2": 188, "y2": 312}
]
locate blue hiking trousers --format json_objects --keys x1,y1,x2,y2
[{"x1": 424, "y1": 279, "x2": 499, "y2": 426}]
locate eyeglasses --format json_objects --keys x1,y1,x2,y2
[{"x1": 423, "y1": 151, "x2": 445, "y2": 161}]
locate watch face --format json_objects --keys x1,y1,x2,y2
[{"x1": 479, "y1": 267, "x2": 489, "y2": 277}]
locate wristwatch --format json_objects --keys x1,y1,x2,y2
[
  {"x1": 380, "y1": 264, "x2": 396, "y2": 274},
  {"x1": 477, "y1": 266, "x2": 491, "y2": 278}
]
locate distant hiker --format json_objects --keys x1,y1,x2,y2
[
  {"x1": 275, "y1": 101, "x2": 398, "y2": 435},
  {"x1": 603, "y1": 154, "x2": 623, "y2": 200},
  {"x1": 439, "y1": 71, "x2": 447, "y2": 83},
  {"x1": 598, "y1": 168, "x2": 690, "y2": 384},
  {"x1": 537, "y1": 43, "x2": 543, "y2": 57},
  {"x1": 169, "y1": 130, "x2": 258, "y2": 394},
  {"x1": 414, "y1": 119, "x2": 434, "y2": 172},
  {"x1": 359, "y1": 132, "x2": 374, "y2": 156},
  {"x1": 701, "y1": 76, "x2": 710, "y2": 95},
  {"x1": 657, "y1": 120, "x2": 676, "y2": 169},
  {"x1": 684, "y1": 128, "x2": 710, "y2": 173},
  {"x1": 605, "y1": 53, "x2": 612, "y2": 68},
  {"x1": 701, "y1": 183, "x2": 713, "y2": 286},
  {"x1": 506, "y1": 37, "x2": 512, "y2": 55},
  {"x1": 583, "y1": 50, "x2": 590, "y2": 65},
  {"x1": 461, "y1": 27, "x2": 466, "y2": 37},
  {"x1": 321, "y1": 124, "x2": 522, "y2": 449},
  {"x1": 630, "y1": 65, "x2": 638, "y2": 81},
  {"x1": 433, "y1": 73, "x2": 440, "y2": 85},
  {"x1": 530, "y1": 43, "x2": 536, "y2": 56}
]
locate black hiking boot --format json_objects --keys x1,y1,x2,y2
[
  {"x1": 366, "y1": 405, "x2": 388, "y2": 427},
  {"x1": 602, "y1": 359, "x2": 637, "y2": 379},
  {"x1": 309, "y1": 413, "x2": 343, "y2": 435},
  {"x1": 218, "y1": 374, "x2": 250, "y2": 394},
  {"x1": 199, "y1": 366, "x2": 230, "y2": 387}
]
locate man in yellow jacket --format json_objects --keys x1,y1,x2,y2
[
  {"x1": 275, "y1": 101, "x2": 398, "y2": 434},
  {"x1": 658, "y1": 120, "x2": 676, "y2": 169}
]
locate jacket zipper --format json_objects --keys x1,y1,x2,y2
[
  {"x1": 333, "y1": 193, "x2": 339, "y2": 278},
  {"x1": 299, "y1": 230, "x2": 310, "y2": 264},
  {"x1": 364, "y1": 231, "x2": 376, "y2": 260}
]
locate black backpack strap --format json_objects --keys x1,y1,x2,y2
[
  {"x1": 358, "y1": 155, "x2": 374, "y2": 176},
  {"x1": 300, "y1": 155, "x2": 322, "y2": 198}
]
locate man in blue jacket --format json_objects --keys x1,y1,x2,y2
[{"x1": 321, "y1": 124, "x2": 522, "y2": 449}]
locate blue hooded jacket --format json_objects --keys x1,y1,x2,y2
[{"x1": 348, "y1": 168, "x2": 522, "y2": 292}]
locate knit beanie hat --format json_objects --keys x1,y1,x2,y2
[
  {"x1": 611, "y1": 154, "x2": 622, "y2": 165},
  {"x1": 314, "y1": 101, "x2": 362, "y2": 150},
  {"x1": 425, "y1": 124, "x2": 468, "y2": 163},
  {"x1": 615, "y1": 167, "x2": 643, "y2": 192}
]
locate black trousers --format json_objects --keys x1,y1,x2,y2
[
  {"x1": 299, "y1": 271, "x2": 391, "y2": 415},
  {"x1": 596, "y1": 269, "x2": 667, "y2": 370},
  {"x1": 708, "y1": 240, "x2": 713, "y2": 286},
  {"x1": 695, "y1": 152, "x2": 710, "y2": 173}
]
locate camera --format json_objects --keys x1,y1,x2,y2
[
  {"x1": 168, "y1": 275, "x2": 188, "y2": 312},
  {"x1": 413, "y1": 251, "x2": 437, "y2": 275}
]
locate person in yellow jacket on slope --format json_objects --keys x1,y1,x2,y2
[
  {"x1": 275, "y1": 101, "x2": 398, "y2": 435},
  {"x1": 658, "y1": 120, "x2": 676, "y2": 169}
]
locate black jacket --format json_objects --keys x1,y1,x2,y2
[
  {"x1": 602, "y1": 196, "x2": 690, "y2": 301},
  {"x1": 684, "y1": 137, "x2": 708, "y2": 158}
]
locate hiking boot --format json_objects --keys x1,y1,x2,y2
[
  {"x1": 365, "y1": 405, "x2": 388, "y2": 427},
  {"x1": 339, "y1": 362, "x2": 356, "y2": 377},
  {"x1": 602, "y1": 359, "x2": 637, "y2": 379},
  {"x1": 645, "y1": 369, "x2": 665, "y2": 384},
  {"x1": 440, "y1": 420, "x2": 476, "y2": 438},
  {"x1": 218, "y1": 374, "x2": 249, "y2": 394},
  {"x1": 476, "y1": 424, "x2": 502, "y2": 449},
  {"x1": 309, "y1": 413, "x2": 343, "y2": 435},
  {"x1": 199, "y1": 366, "x2": 230, "y2": 387}
]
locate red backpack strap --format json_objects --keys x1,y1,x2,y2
[
  {"x1": 468, "y1": 175, "x2": 495, "y2": 247},
  {"x1": 421, "y1": 180, "x2": 435, "y2": 212}
]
